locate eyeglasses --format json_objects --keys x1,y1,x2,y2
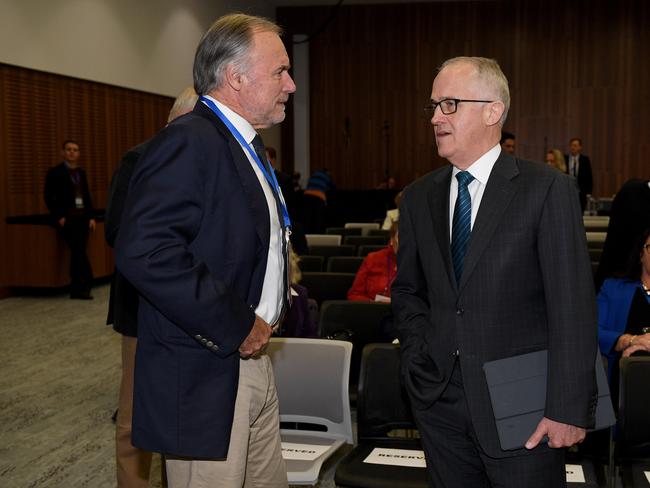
[{"x1": 424, "y1": 98, "x2": 494, "y2": 118}]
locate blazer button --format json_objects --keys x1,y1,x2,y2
[
  {"x1": 201, "y1": 338, "x2": 207, "y2": 343},
  {"x1": 195, "y1": 334, "x2": 202, "y2": 340},
  {"x1": 211, "y1": 345, "x2": 219, "y2": 352},
  {"x1": 456, "y1": 309, "x2": 464, "y2": 316},
  {"x1": 206, "y1": 341, "x2": 214, "y2": 347}
]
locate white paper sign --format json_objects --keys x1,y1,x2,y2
[
  {"x1": 363, "y1": 448, "x2": 427, "y2": 468},
  {"x1": 281, "y1": 442, "x2": 330, "y2": 461},
  {"x1": 565, "y1": 464, "x2": 586, "y2": 483},
  {"x1": 644, "y1": 471, "x2": 650, "y2": 483}
]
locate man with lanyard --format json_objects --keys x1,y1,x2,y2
[
  {"x1": 115, "y1": 13, "x2": 295, "y2": 488},
  {"x1": 44, "y1": 140, "x2": 96, "y2": 299}
]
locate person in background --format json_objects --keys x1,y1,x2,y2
[
  {"x1": 300, "y1": 168, "x2": 335, "y2": 233},
  {"x1": 281, "y1": 249, "x2": 318, "y2": 338},
  {"x1": 348, "y1": 223, "x2": 398, "y2": 302},
  {"x1": 44, "y1": 140, "x2": 96, "y2": 299},
  {"x1": 597, "y1": 227, "x2": 650, "y2": 389},
  {"x1": 382, "y1": 191, "x2": 402, "y2": 230},
  {"x1": 545, "y1": 148, "x2": 567, "y2": 174},
  {"x1": 114, "y1": 13, "x2": 295, "y2": 488},
  {"x1": 105, "y1": 86, "x2": 197, "y2": 488},
  {"x1": 566, "y1": 137, "x2": 593, "y2": 212},
  {"x1": 500, "y1": 130, "x2": 515, "y2": 155}
]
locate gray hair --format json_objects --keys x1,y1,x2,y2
[
  {"x1": 440, "y1": 57, "x2": 510, "y2": 125},
  {"x1": 193, "y1": 13, "x2": 281, "y2": 95},
  {"x1": 167, "y1": 86, "x2": 198, "y2": 123}
]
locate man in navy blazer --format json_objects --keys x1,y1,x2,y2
[
  {"x1": 115, "y1": 13, "x2": 295, "y2": 487},
  {"x1": 392, "y1": 57, "x2": 597, "y2": 487},
  {"x1": 566, "y1": 137, "x2": 593, "y2": 212}
]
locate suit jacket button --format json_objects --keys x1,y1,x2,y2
[
  {"x1": 201, "y1": 338, "x2": 207, "y2": 343},
  {"x1": 456, "y1": 309, "x2": 464, "y2": 316},
  {"x1": 195, "y1": 334, "x2": 202, "y2": 340},
  {"x1": 206, "y1": 341, "x2": 214, "y2": 347},
  {"x1": 212, "y1": 345, "x2": 219, "y2": 351}
]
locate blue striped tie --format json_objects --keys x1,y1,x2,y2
[{"x1": 451, "y1": 171, "x2": 475, "y2": 284}]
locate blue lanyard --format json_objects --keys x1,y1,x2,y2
[{"x1": 199, "y1": 96, "x2": 291, "y2": 229}]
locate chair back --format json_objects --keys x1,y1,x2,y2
[
  {"x1": 344, "y1": 222, "x2": 380, "y2": 236},
  {"x1": 344, "y1": 235, "x2": 389, "y2": 248},
  {"x1": 357, "y1": 343, "x2": 416, "y2": 440},
  {"x1": 306, "y1": 234, "x2": 342, "y2": 246},
  {"x1": 299, "y1": 255, "x2": 324, "y2": 272},
  {"x1": 300, "y1": 272, "x2": 356, "y2": 306},
  {"x1": 618, "y1": 356, "x2": 650, "y2": 457},
  {"x1": 358, "y1": 244, "x2": 386, "y2": 257},
  {"x1": 307, "y1": 244, "x2": 356, "y2": 260},
  {"x1": 326, "y1": 227, "x2": 362, "y2": 236},
  {"x1": 326, "y1": 256, "x2": 365, "y2": 273},
  {"x1": 267, "y1": 338, "x2": 353, "y2": 443}
]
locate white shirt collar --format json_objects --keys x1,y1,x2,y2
[
  {"x1": 202, "y1": 95, "x2": 257, "y2": 145},
  {"x1": 451, "y1": 143, "x2": 501, "y2": 184}
]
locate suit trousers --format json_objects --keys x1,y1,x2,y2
[
  {"x1": 412, "y1": 361, "x2": 566, "y2": 488},
  {"x1": 165, "y1": 354, "x2": 287, "y2": 488},
  {"x1": 60, "y1": 216, "x2": 93, "y2": 293},
  {"x1": 116, "y1": 336, "x2": 153, "y2": 488}
]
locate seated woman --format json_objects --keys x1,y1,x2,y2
[
  {"x1": 348, "y1": 223, "x2": 398, "y2": 302},
  {"x1": 598, "y1": 227, "x2": 650, "y2": 388},
  {"x1": 544, "y1": 148, "x2": 567, "y2": 173},
  {"x1": 382, "y1": 191, "x2": 402, "y2": 230},
  {"x1": 281, "y1": 250, "x2": 318, "y2": 338}
]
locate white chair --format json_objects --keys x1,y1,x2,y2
[
  {"x1": 267, "y1": 338, "x2": 353, "y2": 485},
  {"x1": 305, "y1": 234, "x2": 342, "y2": 246},
  {"x1": 344, "y1": 222, "x2": 380, "y2": 236}
]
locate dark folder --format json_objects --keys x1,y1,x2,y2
[{"x1": 483, "y1": 350, "x2": 616, "y2": 451}]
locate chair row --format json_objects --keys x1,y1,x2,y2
[
  {"x1": 306, "y1": 234, "x2": 389, "y2": 247},
  {"x1": 306, "y1": 244, "x2": 385, "y2": 260},
  {"x1": 300, "y1": 255, "x2": 364, "y2": 273}
]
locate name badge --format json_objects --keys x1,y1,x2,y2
[{"x1": 75, "y1": 197, "x2": 84, "y2": 209}]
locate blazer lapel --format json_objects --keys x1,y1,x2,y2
[
  {"x1": 458, "y1": 154, "x2": 519, "y2": 292},
  {"x1": 194, "y1": 103, "x2": 269, "y2": 246},
  {"x1": 426, "y1": 167, "x2": 455, "y2": 288}
]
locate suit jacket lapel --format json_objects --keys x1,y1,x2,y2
[
  {"x1": 458, "y1": 154, "x2": 519, "y2": 292},
  {"x1": 194, "y1": 103, "x2": 269, "y2": 246},
  {"x1": 427, "y1": 166, "x2": 455, "y2": 288}
]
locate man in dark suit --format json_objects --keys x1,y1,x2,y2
[
  {"x1": 44, "y1": 140, "x2": 96, "y2": 299},
  {"x1": 392, "y1": 57, "x2": 597, "y2": 487},
  {"x1": 114, "y1": 13, "x2": 295, "y2": 488},
  {"x1": 105, "y1": 86, "x2": 197, "y2": 488},
  {"x1": 566, "y1": 137, "x2": 593, "y2": 212}
]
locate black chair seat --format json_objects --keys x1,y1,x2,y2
[{"x1": 335, "y1": 439, "x2": 428, "y2": 488}]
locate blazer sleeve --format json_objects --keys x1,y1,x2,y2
[
  {"x1": 114, "y1": 125, "x2": 255, "y2": 357},
  {"x1": 538, "y1": 172, "x2": 598, "y2": 427},
  {"x1": 105, "y1": 148, "x2": 140, "y2": 247},
  {"x1": 391, "y1": 190, "x2": 431, "y2": 350}
]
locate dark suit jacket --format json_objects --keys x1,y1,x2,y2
[
  {"x1": 105, "y1": 140, "x2": 152, "y2": 336},
  {"x1": 392, "y1": 152, "x2": 598, "y2": 458},
  {"x1": 43, "y1": 162, "x2": 95, "y2": 223},
  {"x1": 115, "y1": 102, "x2": 273, "y2": 459},
  {"x1": 566, "y1": 153, "x2": 593, "y2": 207}
]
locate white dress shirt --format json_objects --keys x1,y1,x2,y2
[
  {"x1": 203, "y1": 96, "x2": 284, "y2": 326},
  {"x1": 449, "y1": 143, "x2": 501, "y2": 240}
]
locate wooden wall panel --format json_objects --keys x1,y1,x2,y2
[
  {"x1": 278, "y1": 0, "x2": 650, "y2": 196},
  {"x1": 0, "y1": 64, "x2": 173, "y2": 288}
]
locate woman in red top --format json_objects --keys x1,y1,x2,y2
[{"x1": 348, "y1": 224, "x2": 398, "y2": 302}]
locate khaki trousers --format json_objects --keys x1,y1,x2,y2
[
  {"x1": 116, "y1": 335, "x2": 153, "y2": 488},
  {"x1": 166, "y1": 355, "x2": 287, "y2": 488}
]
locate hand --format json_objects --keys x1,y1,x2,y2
[
  {"x1": 622, "y1": 333, "x2": 650, "y2": 357},
  {"x1": 88, "y1": 219, "x2": 96, "y2": 232},
  {"x1": 239, "y1": 315, "x2": 273, "y2": 358},
  {"x1": 525, "y1": 417, "x2": 586, "y2": 449},
  {"x1": 58, "y1": 217, "x2": 66, "y2": 227}
]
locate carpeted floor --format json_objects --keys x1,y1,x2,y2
[{"x1": 0, "y1": 284, "x2": 339, "y2": 487}]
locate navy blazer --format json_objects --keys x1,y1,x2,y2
[
  {"x1": 115, "y1": 102, "x2": 273, "y2": 459},
  {"x1": 393, "y1": 153, "x2": 598, "y2": 458},
  {"x1": 597, "y1": 278, "x2": 639, "y2": 379}
]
